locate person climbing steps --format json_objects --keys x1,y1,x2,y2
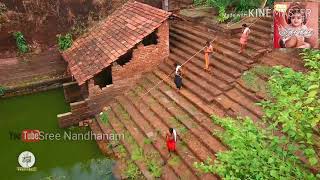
[
  {"x1": 166, "y1": 127, "x2": 177, "y2": 158},
  {"x1": 174, "y1": 63, "x2": 182, "y2": 92},
  {"x1": 204, "y1": 40, "x2": 213, "y2": 72},
  {"x1": 238, "y1": 24, "x2": 251, "y2": 54}
]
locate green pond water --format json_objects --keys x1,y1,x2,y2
[{"x1": 0, "y1": 89, "x2": 115, "y2": 180}]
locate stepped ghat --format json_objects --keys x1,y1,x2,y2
[{"x1": 56, "y1": 2, "x2": 312, "y2": 179}]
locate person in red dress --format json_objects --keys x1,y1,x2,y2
[{"x1": 166, "y1": 128, "x2": 176, "y2": 156}]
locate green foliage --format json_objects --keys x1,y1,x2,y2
[
  {"x1": 257, "y1": 64, "x2": 320, "y2": 165},
  {"x1": 206, "y1": 0, "x2": 232, "y2": 9},
  {"x1": 231, "y1": 15, "x2": 241, "y2": 23},
  {"x1": 57, "y1": 33, "x2": 73, "y2": 51},
  {"x1": 100, "y1": 112, "x2": 109, "y2": 124},
  {"x1": 118, "y1": 144, "x2": 127, "y2": 158},
  {"x1": 235, "y1": 0, "x2": 261, "y2": 12},
  {"x1": 194, "y1": 115, "x2": 316, "y2": 179},
  {"x1": 13, "y1": 32, "x2": 29, "y2": 53},
  {"x1": 0, "y1": 86, "x2": 5, "y2": 96},
  {"x1": 147, "y1": 159, "x2": 162, "y2": 178},
  {"x1": 168, "y1": 155, "x2": 181, "y2": 166},
  {"x1": 131, "y1": 146, "x2": 144, "y2": 161},
  {"x1": 207, "y1": 0, "x2": 232, "y2": 23},
  {"x1": 300, "y1": 49, "x2": 320, "y2": 71},
  {"x1": 266, "y1": 0, "x2": 275, "y2": 7},
  {"x1": 125, "y1": 161, "x2": 142, "y2": 179},
  {"x1": 241, "y1": 65, "x2": 274, "y2": 93},
  {"x1": 193, "y1": 0, "x2": 206, "y2": 6},
  {"x1": 216, "y1": 7, "x2": 229, "y2": 23},
  {"x1": 143, "y1": 138, "x2": 153, "y2": 145}
]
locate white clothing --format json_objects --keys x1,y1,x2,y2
[
  {"x1": 175, "y1": 65, "x2": 181, "y2": 75},
  {"x1": 173, "y1": 129, "x2": 177, "y2": 142}
]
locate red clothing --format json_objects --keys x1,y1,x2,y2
[{"x1": 166, "y1": 134, "x2": 176, "y2": 151}]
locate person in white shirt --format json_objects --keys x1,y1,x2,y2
[{"x1": 174, "y1": 63, "x2": 182, "y2": 91}]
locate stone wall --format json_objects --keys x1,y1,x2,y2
[
  {"x1": 57, "y1": 100, "x2": 93, "y2": 128},
  {"x1": 2, "y1": 77, "x2": 71, "y2": 98},
  {"x1": 62, "y1": 82, "x2": 82, "y2": 103},
  {"x1": 86, "y1": 20, "x2": 169, "y2": 107},
  {"x1": 112, "y1": 20, "x2": 169, "y2": 81}
]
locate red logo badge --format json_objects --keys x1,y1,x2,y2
[{"x1": 21, "y1": 130, "x2": 40, "y2": 142}]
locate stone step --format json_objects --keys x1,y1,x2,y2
[
  {"x1": 158, "y1": 63, "x2": 216, "y2": 103},
  {"x1": 170, "y1": 47, "x2": 235, "y2": 84},
  {"x1": 140, "y1": 76, "x2": 226, "y2": 152},
  {"x1": 214, "y1": 37, "x2": 256, "y2": 59},
  {"x1": 256, "y1": 19, "x2": 272, "y2": 27},
  {"x1": 114, "y1": 95, "x2": 190, "y2": 179},
  {"x1": 253, "y1": 21, "x2": 273, "y2": 34},
  {"x1": 234, "y1": 83, "x2": 262, "y2": 103},
  {"x1": 140, "y1": 76, "x2": 226, "y2": 146},
  {"x1": 171, "y1": 22, "x2": 214, "y2": 42},
  {"x1": 125, "y1": 88, "x2": 212, "y2": 179},
  {"x1": 96, "y1": 113, "x2": 119, "y2": 155},
  {"x1": 225, "y1": 88, "x2": 263, "y2": 119},
  {"x1": 170, "y1": 27, "x2": 251, "y2": 69},
  {"x1": 170, "y1": 26, "x2": 253, "y2": 65},
  {"x1": 149, "y1": 71, "x2": 225, "y2": 117},
  {"x1": 235, "y1": 33, "x2": 270, "y2": 47},
  {"x1": 134, "y1": 79, "x2": 219, "y2": 179},
  {"x1": 164, "y1": 60, "x2": 222, "y2": 97},
  {"x1": 89, "y1": 118, "x2": 114, "y2": 156},
  {"x1": 168, "y1": 53, "x2": 232, "y2": 91},
  {"x1": 228, "y1": 37, "x2": 263, "y2": 51},
  {"x1": 215, "y1": 94, "x2": 260, "y2": 122},
  {"x1": 169, "y1": 38, "x2": 243, "y2": 79},
  {"x1": 105, "y1": 106, "x2": 154, "y2": 180},
  {"x1": 111, "y1": 102, "x2": 181, "y2": 179}
]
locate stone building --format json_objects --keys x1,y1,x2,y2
[{"x1": 58, "y1": 1, "x2": 171, "y2": 128}]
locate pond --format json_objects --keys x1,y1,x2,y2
[{"x1": 0, "y1": 89, "x2": 116, "y2": 180}]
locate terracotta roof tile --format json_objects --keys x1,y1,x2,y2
[{"x1": 62, "y1": 1, "x2": 170, "y2": 85}]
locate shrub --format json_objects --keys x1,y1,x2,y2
[
  {"x1": 57, "y1": 33, "x2": 73, "y2": 51},
  {"x1": 235, "y1": 0, "x2": 261, "y2": 12},
  {"x1": 258, "y1": 65, "x2": 320, "y2": 165},
  {"x1": 266, "y1": 0, "x2": 275, "y2": 8},
  {"x1": 300, "y1": 49, "x2": 320, "y2": 71},
  {"x1": 0, "y1": 86, "x2": 5, "y2": 96},
  {"x1": 194, "y1": 115, "x2": 317, "y2": 179},
  {"x1": 13, "y1": 32, "x2": 29, "y2": 53},
  {"x1": 206, "y1": 0, "x2": 233, "y2": 23},
  {"x1": 193, "y1": 0, "x2": 206, "y2": 6}
]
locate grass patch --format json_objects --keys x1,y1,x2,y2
[
  {"x1": 99, "y1": 112, "x2": 109, "y2": 124},
  {"x1": 146, "y1": 159, "x2": 162, "y2": 178},
  {"x1": 178, "y1": 127, "x2": 188, "y2": 134},
  {"x1": 125, "y1": 161, "x2": 142, "y2": 179},
  {"x1": 241, "y1": 65, "x2": 275, "y2": 92},
  {"x1": 131, "y1": 146, "x2": 144, "y2": 161},
  {"x1": 118, "y1": 144, "x2": 127, "y2": 158},
  {"x1": 124, "y1": 131, "x2": 135, "y2": 145},
  {"x1": 135, "y1": 86, "x2": 144, "y2": 94},
  {"x1": 168, "y1": 155, "x2": 181, "y2": 166},
  {"x1": 143, "y1": 138, "x2": 153, "y2": 145},
  {"x1": 169, "y1": 117, "x2": 180, "y2": 127}
]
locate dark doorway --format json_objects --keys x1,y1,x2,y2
[
  {"x1": 142, "y1": 30, "x2": 158, "y2": 46},
  {"x1": 116, "y1": 49, "x2": 133, "y2": 66},
  {"x1": 93, "y1": 66, "x2": 112, "y2": 88}
]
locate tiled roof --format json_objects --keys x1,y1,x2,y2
[{"x1": 62, "y1": 1, "x2": 171, "y2": 85}]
